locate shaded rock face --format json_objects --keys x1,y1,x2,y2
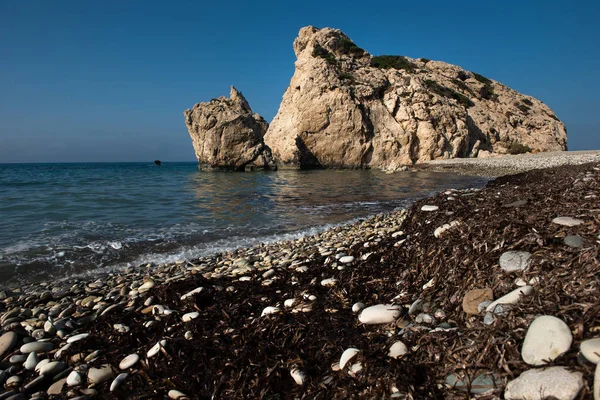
[
  {"x1": 184, "y1": 87, "x2": 276, "y2": 171},
  {"x1": 263, "y1": 26, "x2": 567, "y2": 170}
]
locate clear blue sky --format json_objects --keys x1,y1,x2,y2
[{"x1": 1, "y1": 0, "x2": 598, "y2": 162}]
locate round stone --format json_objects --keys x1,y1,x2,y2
[
  {"x1": 0, "y1": 331, "x2": 18, "y2": 358},
  {"x1": 421, "y1": 205, "x2": 439, "y2": 211},
  {"x1": 339, "y1": 256, "x2": 354, "y2": 264},
  {"x1": 564, "y1": 235, "x2": 584, "y2": 248},
  {"x1": 88, "y1": 365, "x2": 114, "y2": 385},
  {"x1": 289, "y1": 368, "x2": 306, "y2": 386},
  {"x1": 66, "y1": 370, "x2": 83, "y2": 387},
  {"x1": 522, "y1": 315, "x2": 573, "y2": 366},
  {"x1": 505, "y1": 367, "x2": 583, "y2": 400},
  {"x1": 388, "y1": 341, "x2": 408, "y2": 359},
  {"x1": 38, "y1": 361, "x2": 67, "y2": 376},
  {"x1": 20, "y1": 341, "x2": 54, "y2": 354},
  {"x1": 581, "y1": 338, "x2": 600, "y2": 364},
  {"x1": 499, "y1": 251, "x2": 531, "y2": 272},
  {"x1": 358, "y1": 304, "x2": 401, "y2": 325},
  {"x1": 119, "y1": 354, "x2": 140, "y2": 370},
  {"x1": 47, "y1": 377, "x2": 67, "y2": 396},
  {"x1": 351, "y1": 302, "x2": 365, "y2": 313}
]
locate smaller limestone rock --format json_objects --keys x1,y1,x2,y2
[
  {"x1": 388, "y1": 341, "x2": 408, "y2": 359},
  {"x1": 522, "y1": 315, "x2": 573, "y2": 366},
  {"x1": 462, "y1": 288, "x2": 494, "y2": 315},
  {"x1": 552, "y1": 216, "x2": 584, "y2": 227},
  {"x1": 421, "y1": 205, "x2": 439, "y2": 212},
  {"x1": 581, "y1": 338, "x2": 600, "y2": 364},
  {"x1": 321, "y1": 278, "x2": 338, "y2": 287},
  {"x1": 358, "y1": 304, "x2": 401, "y2": 325},
  {"x1": 339, "y1": 256, "x2": 354, "y2": 264},
  {"x1": 499, "y1": 251, "x2": 531, "y2": 272},
  {"x1": 504, "y1": 367, "x2": 583, "y2": 400}
]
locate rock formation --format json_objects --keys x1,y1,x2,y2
[
  {"x1": 263, "y1": 26, "x2": 567, "y2": 170},
  {"x1": 184, "y1": 87, "x2": 276, "y2": 171}
]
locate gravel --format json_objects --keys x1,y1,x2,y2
[{"x1": 421, "y1": 150, "x2": 600, "y2": 177}]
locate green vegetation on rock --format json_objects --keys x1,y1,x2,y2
[
  {"x1": 424, "y1": 79, "x2": 474, "y2": 108},
  {"x1": 312, "y1": 43, "x2": 337, "y2": 65},
  {"x1": 338, "y1": 37, "x2": 365, "y2": 57},
  {"x1": 371, "y1": 55, "x2": 417, "y2": 73},
  {"x1": 338, "y1": 72, "x2": 356, "y2": 83},
  {"x1": 473, "y1": 72, "x2": 496, "y2": 100}
]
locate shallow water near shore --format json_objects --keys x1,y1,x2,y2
[{"x1": 0, "y1": 162, "x2": 486, "y2": 287}]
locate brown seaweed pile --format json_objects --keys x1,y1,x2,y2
[{"x1": 2, "y1": 162, "x2": 599, "y2": 399}]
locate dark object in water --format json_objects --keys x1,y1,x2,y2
[{"x1": 154, "y1": 160, "x2": 162, "y2": 166}]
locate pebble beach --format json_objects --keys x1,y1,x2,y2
[{"x1": 0, "y1": 157, "x2": 599, "y2": 399}]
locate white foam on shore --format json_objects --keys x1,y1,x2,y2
[{"x1": 57, "y1": 216, "x2": 373, "y2": 282}]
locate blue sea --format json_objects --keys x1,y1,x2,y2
[{"x1": 0, "y1": 162, "x2": 486, "y2": 287}]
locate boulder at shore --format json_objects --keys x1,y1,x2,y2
[
  {"x1": 263, "y1": 26, "x2": 567, "y2": 170},
  {"x1": 184, "y1": 86, "x2": 276, "y2": 171}
]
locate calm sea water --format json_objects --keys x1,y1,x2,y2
[{"x1": 0, "y1": 162, "x2": 486, "y2": 287}]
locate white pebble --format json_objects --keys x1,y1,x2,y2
[
  {"x1": 352, "y1": 302, "x2": 365, "y2": 313},
  {"x1": 339, "y1": 348, "x2": 360, "y2": 370},
  {"x1": 505, "y1": 366, "x2": 583, "y2": 400},
  {"x1": 261, "y1": 306, "x2": 280, "y2": 317},
  {"x1": 290, "y1": 368, "x2": 306, "y2": 385},
  {"x1": 522, "y1": 315, "x2": 573, "y2": 366},
  {"x1": 421, "y1": 205, "x2": 439, "y2": 212},
  {"x1": 486, "y1": 286, "x2": 533, "y2": 313},
  {"x1": 284, "y1": 299, "x2": 296, "y2": 308},
  {"x1": 147, "y1": 340, "x2": 166, "y2": 358},
  {"x1": 339, "y1": 256, "x2": 354, "y2": 264},
  {"x1": 320, "y1": 278, "x2": 338, "y2": 287},
  {"x1": 580, "y1": 338, "x2": 600, "y2": 364},
  {"x1": 388, "y1": 341, "x2": 408, "y2": 359},
  {"x1": 110, "y1": 372, "x2": 128, "y2": 392},
  {"x1": 359, "y1": 304, "x2": 401, "y2": 325},
  {"x1": 180, "y1": 287, "x2": 203, "y2": 301},
  {"x1": 119, "y1": 354, "x2": 140, "y2": 370},
  {"x1": 181, "y1": 312, "x2": 199, "y2": 322}
]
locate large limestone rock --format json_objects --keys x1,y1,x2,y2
[
  {"x1": 264, "y1": 26, "x2": 567, "y2": 169},
  {"x1": 184, "y1": 87, "x2": 276, "y2": 171}
]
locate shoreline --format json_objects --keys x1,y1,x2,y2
[
  {"x1": 0, "y1": 161, "x2": 598, "y2": 398},
  {"x1": 419, "y1": 149, "x2": 600, "y2": 177}
]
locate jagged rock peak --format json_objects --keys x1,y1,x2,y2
[
  {"x1": 263, "y1": 26, "x2": 567, "y2": 170},
  {"x1": 184, "y1": 87, "x2": 276, "y2": 171}
]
